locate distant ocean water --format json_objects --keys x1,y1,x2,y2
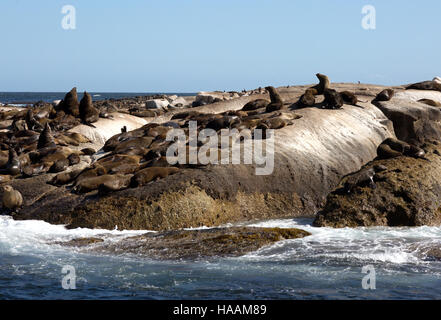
[{"x1": 0, "y1": 92, "x2": 195, "y2": 106}]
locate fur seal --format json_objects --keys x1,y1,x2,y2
[
  {"x1": 22, "y1": 163, "x2": 46, "y2": 177},
  {"x1": 340, "y1": 91, "x2": 359, "y2": 105},
  {"x1": 49, "y1": 158, "x2": 69, "y2": 173},
  {"x1": 49, "y1": 169, "x2": 83, "y2": 186},
  {"x1": 406, "y1": 80, "x2": 441, "y2": 92},
  {"x1": 323, "y1": 89, "x2": 343, "y2": 109},
  {"x1": 297, "y1": 89, "x2": 316, "y2": 108},
  {"x1": 1, "y1": 185, "x2": 23, "y2": 212},
  {"x1": 131, "y1": 167, "x2": 179, "y2": 187},
  {"x1": 343, "y1": 168, "x2": 376, "y2": 194},
  {"x1": 418, "y1": 99, "x2": 441, "y2": 107},
  {"x1": 74, "y1": 174, "x2": 130, "y2": 193},
  {"x1": 81, "y1": 148, "x2": 96, "y2": 156},
  {"x1": 98, "y1": 174, "x2": 133, "y2": 194},
  {"x1": 242, "y1": 99, "x2": 270, "y2": 111},
  {"x1": 262, "y1": 117, "x2": 291, "y2": 129},
  {"x1": 68, "y1": 153, "x2": 81, "y2": 166},
  {"x1": 377, "y1": 144, "x2": 402, "y2": 159},
  {"x1": 265, "y1": 86, "x2": 285, "y2": 112},
  {"x1": 59, "y1": 87, "x2": 80, "y2": 117},
  {"x1": 374, "y1": 89, "x2": 394, "y2": 102},
  {"x1": 205, "y1": 116, "x2": 233, "y2": 131},
  {"x1": 25, "y1": 110, "x2": 43, "y2": 132},
  {"x1": 37, "y1": 123, "x2": 56, "y2": 149},
  {"x1": 5, "y1": 149, "x2": 21, "y2": 176},
  {"x1": 311, "y1": 73, "x2": 330, "y2": 95},
  {"x1": 79, "y1": 91, "x2": 100, "y2": 125}
]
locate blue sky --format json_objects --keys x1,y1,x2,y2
[{"x1": 0, "y1": 0, "x2": 440, "y2": 92}]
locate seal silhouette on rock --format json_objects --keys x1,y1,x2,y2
[
  {"x1": 342, "y1": 168, "x2": 376, "y2": 194},
  {"x1": 79, "y1": 91, "x2": 100, "y2": 126},
  {"x1": 311, "y1": 73, "x2": 330, "y2": 95},
  {"x1": 59, "y1": 87, "x2": 80, "y2": 117},
  {"x1": 323, "y1": 89, "x2": 343, "y2": 109},
  {"x1": 418, "y1": 99, "x2": 441, "y2": 107},
  {"x1": 377, "y1": 138, "x2": 426, "y2": 160},
  {"x1": 131, "y1": 167, "x2": 179, "y2": 187},
  {"x1": 297, "y1": 88, "x2": 316, "y2": 108},
  {"x1": 241, "y1": 99, "x2": 270, "y2": 111},
  {"x1": 340, "y1": 91, "x2": 359, "y2": 106},
  {"x1": 25, "y1": 109, "x2": 43, "y2": 132},
  {"x1": 406, "y1": 80, "x2": 441, "y2": 92},
  {"x1": 37, "y1": 123, "x2": 56, "y2": 149},
  {"x1": 374, "y1": 89, "x2": 394, "y2": 102},
  {"x1": 5, "y1": 148, "x2": 21, "y2": 176},
  {"x1": 265, "y1": 86, "x2": 285, "y2": 112},
  {"x1": 1, "y1": 185, "x2": 23, "y2": 212}
]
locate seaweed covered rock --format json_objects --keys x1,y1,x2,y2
[{"x1": 61, "y1": 227, "x2": 311, "y2": 259}]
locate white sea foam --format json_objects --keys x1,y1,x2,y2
[
  {"x1": 243, "y1": 219, "x2": 441, "y2": 265},
  {"x1": 0, "y1": 215, "x2": 150, "y2": 256}
]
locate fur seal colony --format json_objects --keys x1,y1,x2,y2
[{"x1": 3, "y1": 76, "x2": 441, "y2": 232}]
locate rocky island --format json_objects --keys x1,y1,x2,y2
[{"x1": 1, "y1": 75, "x2": 441, "y2": 258}]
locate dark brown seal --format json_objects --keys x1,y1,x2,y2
[
  {"x1": 265, "y1": 86, "x2": 285, "y2": 112},
  {"x1": 79, "y1": 91, "x2": 100, "y2": 125},
  {"x1": 374, "y1": 89, "x2": 395, "y2": 102},
  {"x1": 37, "y1": 123, "x2": 56, "y2": 149},
  {"x1": 323, "y1": 89, "x2": 343, "y2": 109}
]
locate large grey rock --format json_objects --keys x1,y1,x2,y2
[
  {"x1": 145, "y1": 99, "x2": 169, "y2": 110},
  {"x1": 373, "y1": 97, "x2": 441, "y2": 144}
]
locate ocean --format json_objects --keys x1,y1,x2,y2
[
  {"x1": 1, "y1": 216, "x2": 440, "y2": 300},
  {"x1": 0, "y1": 92, "x2": 195, "y2": 106}
]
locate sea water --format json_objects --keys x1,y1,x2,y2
[{"x1": 1, "y1": 216, "x2": 440, "y2": 300}]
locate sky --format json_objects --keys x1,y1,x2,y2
[{"x1": 0, "y1": 0, "x2": 440, "y2": 92}]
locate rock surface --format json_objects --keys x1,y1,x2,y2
[
  {"x1": 13, "y1": 84, "x2": 394, "y2": 230},
  {"x1": 60, "y1": 227, "x2": 311, "y2": 260},
  {"x1": 314, "y1": 90, "x2": 441, "y2": 228},
  {"x1": 69, "y1": 112, "x2": 148, "y2": 148}
]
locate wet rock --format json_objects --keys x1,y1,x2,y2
[
  {"x1": 60, "y1": 237, "x2": 104, "y2": 247},
  {"x1": 313, "y1": 143, "x2": 441, "y2": 228},
  {"x1": 62, "y1": 227, "x2": 310, "y2": 260}
]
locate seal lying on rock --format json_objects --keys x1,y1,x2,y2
[
  {"x1": 241, "y1": 99, "x2": 270, "y2": 111},
  {"x1": 374, "y1": 89, "x2": 394, "y2": 102},
  {"x1": 131, "y1": 167, "x2": 179, "y2": 187},
  {"x1": 74, "y1": 174, "x2": 132, "y2": 193},
  {"x1": 342, "y1": 168, "x2": 376, "y2": 194},
  {"x1": 1, "y1": 185, "x2": 23, "y2": 212},
  {"x1": 377, "y1": 138, "x2": 426, "y2": 160},
  {"x1": 323, "y1": 89, "x2": 343, "y2": 109},
  {"x1": 418, "y1": 99, "x2": 441, "y2": 107},
  {"x1": 339, "y1": 91, "x2": 366, "y2": 106},
  {"x1": 406, "y1": 80, "x2": 441, "y2": 92},
  {"x1": 297, "y1": 88, "x2": 316, "y2": 108}
]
